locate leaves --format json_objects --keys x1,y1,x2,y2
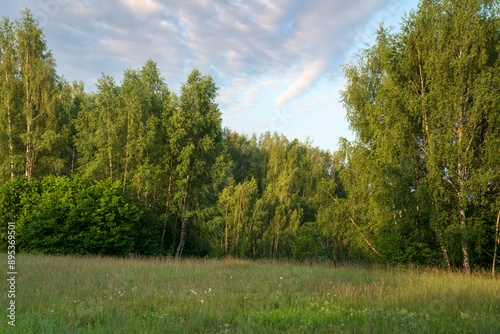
[
  {"x1": 0, "y1": 176, "x2": 158, "y2": 256},
  {"x1": 341, "y1": 0, "x2": 500, "y2": 269}
]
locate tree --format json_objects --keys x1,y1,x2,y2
[
  {"x1": 169, "y1": 70, "x2": 222, "y2": 258},
  {"x1": 15, "y1": 9, "x2": 58, "y2": 180},
  {"x1": 121, "y1": 68, "x2": 143, "y2": 190},
  {"x1": 123, "y1": 60, "x2": 169, "y2": 207},
  {"x1": 0, "y1": 10, "x2": 64, "y2": 182},
  {"x1": 76, "y1": 74, "x2": 122, "y2": 180},
  {"x1": 0, "y1": 18, "x2": 21, "y2": 182},
  {"x1": 216, "y1": 177, "x2": 258, "y2": 256},
  {"x1": 341, "y1": 0, "x2": 500, "y2": 272}
]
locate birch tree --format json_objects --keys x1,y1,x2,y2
[
  {"x1": 341, "y1": 0, "x2": 500, "y2": 272},
  {"x1": 170, "y1": 70, "x2": 222, "y2": 258},
  {"x1": 0, "y1": 18, "x2": 21, "y2": 182},
  {"x1": 76, "y1": 74, "x2": 122, "y2": 180},
  {"x1": 15, "y1": 9, "x2": 58, "y2": 180}
]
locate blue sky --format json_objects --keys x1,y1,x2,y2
[{"x1": 2, "y1": 0, "x2": 420, "y2": 152}]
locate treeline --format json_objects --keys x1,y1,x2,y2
[
  {"x1": 0, "y1": 9, "x2": 351, "y2": 261},
  {"x1": 1, "y1": 2, "x2": 500, "y2": 272}
]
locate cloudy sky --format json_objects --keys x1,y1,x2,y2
[{"x1": 2, "y1": 0, "x2": 419, "y2": 152}]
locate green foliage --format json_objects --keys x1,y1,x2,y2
[
  {"x1": 1, "y1": 3, "x2": 499, "y2": 268},
  {"x1": 291, "y1": 222, "x2": 327, "y2": 261},
  {"x1": 0, "y1": 176, "x2": 159, "y2": 255},
  {"x1": 168, "y1": 69, "x2": 223, "y2": 257},
  {"x1": 0, "y1": 176, "x2": 39, "y2": 250},
  {"x1": 341, "y1": 0, "x2": 500, "y2": 271},
  {"x1": 76, "y1": 74, "x2": 122, "y2": 181},
  {"x1": 0, "y1": 9, "x2": 73, "y2": 182},
  {"x1": 377, "y1": 219, "x2": 438, "y2": 266}
]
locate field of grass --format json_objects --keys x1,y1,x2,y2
[{"x1": 1, "y1": 254, "x2": 499, "y2": 333}]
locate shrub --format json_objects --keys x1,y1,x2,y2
[{"x1": 0, "y1": 176, "x2": 159, "y2": 256}]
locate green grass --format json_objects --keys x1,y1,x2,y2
[{"x1": 1, "y1": 254, "x2": 499, "y2": 333}]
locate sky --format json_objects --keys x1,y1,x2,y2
[{"x1": 1, "y1": 0, "x2": 420, "y2": 153}]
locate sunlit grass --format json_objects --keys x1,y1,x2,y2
[{"x1": 1, "y1": 254, "x2": 499, "y2": 333}]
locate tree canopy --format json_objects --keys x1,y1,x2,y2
[{"x1": 341, "y1": 0, "x2": 500, "y2": 272}]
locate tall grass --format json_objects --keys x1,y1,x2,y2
[{"x1": 1, "y1": 254, "x2": 499, "y2": 333}]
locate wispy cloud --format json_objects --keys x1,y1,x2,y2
[
  {"x1": 276, "y1": 59, "x2": 327, "y2": 108},
  {"x1": 124, "y1": 0, "x2": 162, "y2": 15},
  {"x1": 2, "y1": 0, "x2": 416, "y2": 151}
]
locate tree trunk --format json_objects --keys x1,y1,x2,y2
[
  {"x1": 439, "y1": 237, "x2": 452, "y2": 272},
  {"x1": 71, "y1": 147, "x2": 75, "y2": 175},
  {"x1": 457, "y1": 120, "x2": 471, "y2": 274},
  {"x1": 275, "y1": 229, "x2": 279, "y2": 259},
  {"x1": 25, "y1": 62, "x2": 34, "y2": 181},
  {"x1": 175, "y1": 197, "x2": 188, "y2": 259},
  {"x1": 417, "y1": 46, "x2": 429, "y2": 139},
  {"x1": 175, "y1": 216, "x2": 188, "y2": 259},
  {"x1": 7, "y1": 98, "x2": 14, "y2": 180},
  {"x1": 171, "y1": 217, "x2": 178, "y2": 256},
  {"x1": 106, "y1": 100, "x2": 113, "y2": 180},
  {"x1": 459, "y1": 207, "x2": 471, "y2": 274},
  {"x1": 225, "y1": 205, "x2": 228, "y2": 253},
  {"x1": 123, "y1": 107, "x2": 131, "y2": 190},
  {"x1": 493, "y1": 209, "x2": 500, "y2": 277},
  {"x1": 25, "y1": 114, "x2": 34, "y2": 180},
  {"x1": 6, "y1": 72, "x2": 15, "y2": 179},
  {"x1": 236, "y1": 199, "x2": 242, "y2": 254},
  {"x1": 159, "y1": 213, "x2": 169, "y2": 251},
  {"x1": 160, "y1": 167, "x2": 173, "y2": 250}
]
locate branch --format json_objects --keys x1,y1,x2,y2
[
  {"x1": 408, "y1": 131, "x2": 429, "y2": 158},
  {"x1": 481, "y1": 247, "x2": 500, "y2": 264},
  {"x1": 464, "y1": 124, "x2": 477, "y2": 154},
  {"x1": 323, "y1": 189, "x2": 379, "y2": 255},
  {"x1": 443, "y1": 174, "x2": 460, "y2": 196}
]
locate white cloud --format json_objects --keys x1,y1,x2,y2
[
  {"x1": 276, "y1": 59, "x2": 327, "y2": 108},
  {"x1": 0, "y1": 0, "x2": 417, "y2": 152},
  {"x1": 124, "y1": 0, "x2": 162, "y2": 15}
]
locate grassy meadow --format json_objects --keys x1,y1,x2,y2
[{"x1": 1, "y1": 254, "x2": 499, "y2": 333}]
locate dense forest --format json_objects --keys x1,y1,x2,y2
[{"x1": 1, "y1": 1, "x2": 500, "y2": 273}]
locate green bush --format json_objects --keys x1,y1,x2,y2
[
  {"x1": 0, "y1": 177, "x2": 42, "y2": 251},
  {"x1": 291, "y1": 223, "x2": 327, "y2": 261},
  {"x1": 0, "y1": 176, "x2": 159, "y2": 256},
  {"x1": 377, "y1": 219, "x2": 439, "y2": 266}
]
